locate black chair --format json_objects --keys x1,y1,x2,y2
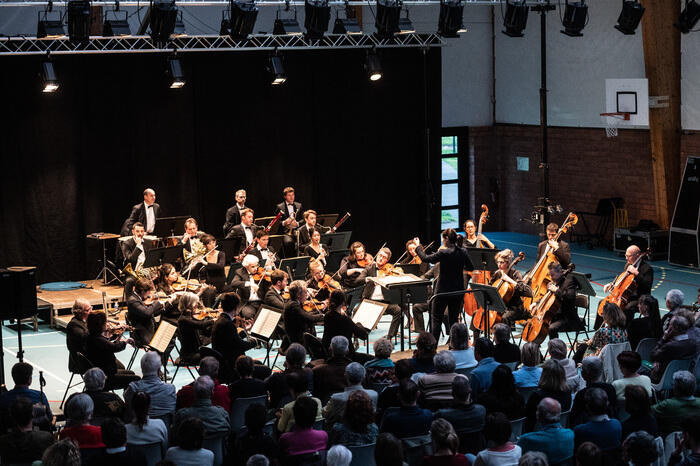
[
  {"x1": 303, "y1": 333, "x2": 327, "y2": 361},
  {"x1": 60, "y1": 351, "x2": 94, "y2": 409}
]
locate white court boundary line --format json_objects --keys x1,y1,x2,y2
[
  {"x1": 3, "y1": 347, "x2": 68, "y2": 385},
  {"x1": 2, "y1": 331, "x2": 61, "y2": 340}
]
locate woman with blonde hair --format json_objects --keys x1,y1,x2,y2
[{"x1": 420, "y1": 418, "x2": 469, "y2": 466}]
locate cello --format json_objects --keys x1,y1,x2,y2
[
  {"x1": 522, "y1": 213, "x2": 578, "y2": 309},
  {"x1": 521, "y1": 264, "x2": 575, "y2": 344},
  {"x1": 463, "y1": 205, "x2": 490, "y2": 317},
  {"x1": 597, "y1": 248, "x2": 651, "y2": 316},
  {"x1": 470, "y1": 252, "x2": 525, "y2": 332}
]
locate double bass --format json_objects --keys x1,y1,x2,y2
[
  {"x1": 463, "y1": 205, "x2": 490, "y2": 318},
  {"x1": 521, "y1": 264, "x2": 575, "y2": 344},
  {"x1": 522, "y1": 213, "x2": 578, "y2": 309},
  {"x1": 597, "y1": 248, "x2": 651, "y2": 316}
]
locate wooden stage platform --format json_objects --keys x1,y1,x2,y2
[{"x1": 37, "y1": 280, "x2": 124, "y2": 328}]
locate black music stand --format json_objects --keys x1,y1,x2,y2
[
  {"x1": 280, "y1": 256, "x2": 311, "y2": 280},
  {"x1": 143, "y1": 245, "x2": 184, "y2": 269},
  {"x1": 469, "y1": 283, "x2": 507, "y2": 340},
  {"x1": 316, "y1": 214, "x2": 338, "y2": 228},
  {"x1": 466, "y1": 247, "x2": 499, "y2": 275},
  {"x1": 219, "y1": 237, "x2": 242, "y2": 265},
  {"x1": 321, "y1": 231, "x2": 352, "y2": 251},
  {"x1": 326, "y1": 249, "x2": 349, "y2": 274},
  {"x1": 249, "y1": 306, "x2": 283, "y2": 366},
  {"x1": 398, "y1": 263, "x2": 422, "y2": 276},
  {"x1": 376, "y1": 274, "x2": 432, "y2": 352},
  {"x1": 570, "y1": 272, "x2": 596, "y2": 296},
  {"x1": 255, "y1": 216, "x2": 281, "y2": 235},
  {"x1": 153, "y1": 216, "x2": 191, "y2": 238}
]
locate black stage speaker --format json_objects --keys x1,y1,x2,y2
[
  {"x1": 669, "y1": 156, "x2": 700, "y2": 268},
  {"x1": 0, "y1": 266, "x2": 38, "y2": 320}
]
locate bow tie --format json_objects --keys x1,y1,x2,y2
[
  {"x1": 147, "y1": 205, "x2": 153, "y2": 208},
  {"x1": 245, "y1": 226, "x2": 251, "y2": 230}
]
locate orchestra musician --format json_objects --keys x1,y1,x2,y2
[
  {"x1": 66, "y1": 299, "x2": 91, "y2": 372},
  {"x1": 250, "y1": 230, "x2": 278, "y2": 270},
  {"x1": 211, "y1": 292, "x2": 256, "y2": 383},
  {"x1": 322, "y1": 290, "x2": 370, "y2": 363},
  {"x1": 155, "y1": 263, "x2": 180, "y2": 296},
  {"x1": 307, "y1": 260, "x2": 340, "y2": 303},
  {"x1": 226, "y1": 208, "x2": 258, "y2": 255},
  {"x1": 297, "y1": 210, "x2": 329, "y2": 248},
  {"x1": 181, "y1": 218, "x2": 204, "y2": 253},
  {"x1": 120, "y1": 188, "x2": 160, "y2": 236},
  {"x1": 463, "y1": 219, "x2": 495, "y2": 248},
  {"x1": 282, "y1": 280, "x2": 324, "y2": 351},
  {"x1": 121, "y1": 222, "x2": 151, "y2": 269},
  {"x1": 490, "y1": 249, "x2": 533, "y2": 328},
  {"x1": 361, "y1": 247, "x2": 406, "y2": 341},
  {"x1": 177, "y1": 292, "x2": 215, "y2": 364},
  {"x1": 338, "y1": 241, "x2": 371, "y2": 288},
  {"x1": 85, "y1": 311, "x2": 140, "y2": 390},
  {"x1": 198, "y1": 235, "x2": 226, "y2": 292},
  {"x1": 264, "y1": 270, "x2": 289, "y2": 310},
  {"x1": 231, "y1": 254, "x2": 268, "y2": 319},
  {"x1": 401, "y1": 239, "x2": 430, "y2": 275},
  {"x1": 304, "y1": 228, "x2": 329, "y2": 267},
  {"x1": 411, "y1": 264, "x2": 440, "y2": 334},
  {"x1": 535, "y1": 262, "x2": 579, "y2": 339},
  {"x1": 602, "y1": 245, "x2": 653, "y2": 326},
  {"x1": 126, "y1": 278, "x2": 176, "y2": 363},
  {"x1": 414, "y1": 229, "x2": 473, "y2": 341},
  {"x1": 222, "y1": 189, "x2": 248, "y2": 238},
  {"x1": 275, "y1": 187, "x2": 303, "y2": 258},
  {"x1": 536, "y1": 223, "x2": 571, "y2": 267}
]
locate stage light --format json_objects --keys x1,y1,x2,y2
[
  {"x1": 304, "y1": 0, "x2": 331, "y2": 39},
  {"x1": 614, "y1": 0, "x2": 644, "y2": 35},
  {"x1": 67, "y1": 0, "x2": 91, "y2": 42},
  {"x1": 103, "y1": 16, "x2": 131, "y2": 36},
  {"x1": 333, "y1": 17, "x2": 362, "y2": 34},
  {"x1": 365, "y1": 50, "x2": 382, "y2": 81},
  {"x1": 560, "y1": 0, "x2": 587, "y2": 36},
  {"x1": 228, "y1": 1, "x2": 258, "y2": 39},
  {"x1": 41, "y1": 61, "x2": 59, "y2": 93},
  {"x1": 675, "y1": 0, "x2": 700, "y2": 33},
  {"x1": 149, "y1": 0, "x2": 178, "y2": 42},
  {"x1": 173, "y1": 11, "x2": 186, "y2": 36},
  {"x1": 167, "y1": 57, "x2": 185, "y2": 88},
  {"x1": 437, "y1": 0, "x2": 466, "y2": 37},
  {"x1": 37, "y1": 8, "x2": 66, "y2": 39},
  {"x1": 502, "y1": 0, "x2": 528, "y2": 37},
  {"x1": 398, "y1": 12, "x2": 415, "y2": 33},
  {"x1": 375, "y1": 0, "x2": 401, "y2": 38},
  {"x1": 268, "y1": 54, "x2": 287, "y2": 85},
  {"x1": 273, "y1": 18, "x2": 302, "y2": 35}
]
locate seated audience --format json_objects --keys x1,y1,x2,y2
[
  {"x1": 513, "y1": 342, "x2": 543, "y2": 389},
  {"x1": 569, "y1": 357, "x2": 616, "y2": 427},
  {"x1": 469, "y1": 338, "x2": 499, "y2": 395},
  {"x1": 435, "y1": 375, "x2": 486, "y2": 434},
  {"x1": 660, "y1": 289, "x2": 686, "y2": 331},
  {"x1": 247, "y1": 454, "x2": 270, "y2": 466},
  {"x1": 518, "y1": 451, "x2": 549, "y2": 466},
  {"x1": 173, "y1": 376, "x2": 230, "y2": 438},
  {"x1": 622, "y1": 385, "x2": 658, "y2": 439},
  {"x1": 176, "y1": 356, "x2": 230, "y2": 411},
  {"x1": 649, "y1": 315, "x2": 697, "y2": 384},
  {"x1": 378, "y1": 359, "x2": 413, "y2": 421},
  {"x1": 627, "y1": 295, "x2": 662, "y2": 351},
  {"x1": 330, "y1": 390, "x2": 379, "y2": 446},
  {"x1": 573, "y1": 302, "x2": 628, "y2": 364},
  {"x1": 575, "y1": 442, "x2": 602, "y2": 466},
  {"x1": 88, "y1": 417, "x2": 146, "y2": 466},
  {"x1": 473, "y1": 412, "x2": 522, "y2": 466},
  {"x1": 0, "y1": 396, "x2": 54, "y2": 463},
  {"x1": 313, "y1": 335, "x2": 353, "y2": 404},
  {"x1": 449, "y1": 323, "x2": 477, "y2": 370},
  {"x1": 59, "y1": 393, "x2": 104, "y2": 448},
  {"x1": 380, "y1": 379, "x2": 433, "y2": 439},
  {"x1": 125, "y1": 392, "x2": 168, "y2": 454},
  {"x1": 124, "y1": 352, "x2": 176, "y2": 419},
  {"x1": 612, "y1": 351, "x2": 652, "y2": 402},
  {"x1": 622, "y1": 431, "x2": 659, "y2": 466},
  {"x1": 548, "y1": 338, "x2": 584, "y2": 393},
  {"x1": 668, "y1": 415, "x2": 700, "y2": 466},
  {"x1": 324, "y1": 362, "x2": 378, "y2": 428},
  {"x1": 231, "y1": 403, "x2": 279, "y2": 466},
  {"x1": 410, "y1": 332, "x2": 438, "y2": 374},
  {"x1": 39, "y1": 439, "x2": 81, "y2": 466},
  {"x1": 230, "y1": 355, "x2": 267, "y2": 403},
  {"x1": 0, "y1": 362, "x2": 53, "y2": 429},
  {"x1": 374, "y1": 432, "x2": 404, "y2": 466},
  {"x1": 477, "y1": 364, "x2": 525, "y2": 420},
  {"x1": 652, "y1": 370, "x2": 700, "y2": 436},
  {"x1": 493, "y1": 323, "x2": 521, "y2": 364},
  {"x1": 518, "y1": 397, "x2": 574, "y2": 465},
  {"x1": 327, "y1": 445, "x2": 352, "y2": 466},
  {"x1": 265, "y1": 343, "x2": 312, "y2": 409},
  {"x1": 524, "y1": 359, "x2": 572, "y2": 433},
  {"x1": 364, "y1": 337, "x2": 396, "y2": 385},
  {"x1": 83, "y1": 367, "x2": 125, "y2": 421},
  {"x1": 419, "y1": 351, "x2": 459, "y2": 409},
  {"x1": 277, "y1": 371, "x2": 323, "y2": 433},
  {"x1": 420, "y1": 418, "x2": 470, "y2": 466},
  {"x1": 165, "y1": 417, "x2": 214, "y2": 466},
  {"x1": 279, "y1": 396, "x2": 328, "y2": 457},
  {"x1": 573, "y1": 388, "x2": 622, "y2": 454}
]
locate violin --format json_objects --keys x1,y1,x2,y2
[
  {"x1": 173, "y1": 277, "x2": 202, "y2": 292},
  {"x1": 252, "y1": 266, "x2": 272, "y2": 282},
  {"x1": 597, "y1": 248, "x2": 651, "y2": 317},
  {"x1": 233, "y1": 315, "x2": 253, "y2": 333},
  {"x1": 409, "y1": 255, "x2": 422, "y2": 265},
  {"x1": 316, "y1": 274, "x2": 342, "y2": 291},
  {"x1": 193, "y1": 308, "x2": 222, "y2": 321},
  {"x1": 105, "y1": 319, "x2": 134, "y2": 340},
  {"x1": 522, "y1": 264, "x2": 575, "y2": 344},
  {"x1": 356, "y1": 254, "x2": 374, "y2": 268},
  {"x1": 378, "y1": 263, "x2": 404, "y2": 277},
  {"x1": 303, "y1": 298, "x2": 326, "y2": 313}
]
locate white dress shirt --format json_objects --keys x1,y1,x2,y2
[{"x1": 145, "y1": 202, "x2": 155, "y2": 233}]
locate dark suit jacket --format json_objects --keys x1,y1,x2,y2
[
  {"x1": 177, "y1": 315, "x2": 214, "y2": 361},
  {"x1": 223, "y1": 204, "x2": 245, "y2": 237},
  {"x1": 321, "y1": 310, "x2": 368, "y2": 352},
  {"x1": 250, "y1": 246, "x2": 278, "y2": 268},
  {"x1": 537, "y1": 240, "x2": 571, "y2": 267},
  {"x1": 66, "y1": 316, "x2": 88, "y2": 372},
  {"x1": 126, "y1": 293, "x2": 165, "y2": 347},
  {"x1": 361, "y1": 264, "x2": 396, "y2": 302},
  {"x1": 297, "y1": 224, "x2": 329, "y2": 247},
  {"x1": 227, "y1": 224, "x2": 259, "y2": 251},
  {"x1": 121, "y1": 237, "x2": 153, "y2": 268},
  {"x1": 283, "y1": 300, "x2": 323, "y2": 345},
  {"x1": 416, "y1": 245, "x2": 472, "y2": 293},
  {"x1": 554, "y1": 274, "x2": 578, "y2": 322},
  {"x1": 275, "y1": 201, "x2": 303, "y2": 224},
  {"x1": 338, "y1": 257, "x2": 368, "y2": 288},
  {"x1": 120, "y1": 202, "x2": 161, "y2": 236},
  {"x1": 264, "y1": 287, "x2": 286, "y2": 310},
  {"x1": 231, "y1": 268, "x2": 253, "y2": 302},
  {"x1": 631, "y1": 260, "x2": 653, "y2": 298},
  {"x1": 85, "y1": 334, "x2": 128, "y2": 377},
  {"x1": 211, "y1": 313, "x2": 255, "y2": 367}
]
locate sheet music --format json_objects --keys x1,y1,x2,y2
[
  {"x1": 352, "y1": 300, "x2": 387, "y2": 331},
  {"x1": 251, "y1": 307, "x2": 282, "y2": 340},
  {"x1": 368, "y1": 274, "x2": 423, "y2": 288},
  {"x1": 149, "y1": 321, "x2": 177, "y2": 353}
]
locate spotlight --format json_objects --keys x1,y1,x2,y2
[
  {"x1": 333, "y1": 17, "x2": 362, "y2": 34},
  {"x1": 273, "y1": 17, "x2": 302, "y2": 35},
  {"x1": 228, "y1": 1, "x2": 258, "y2": 39},
  {"x1": 365, "y1": 50, "x2": 382, "y2": 81},
  {"x1": 560, "y1": 0, "x2": 587, "y2": 36},
  {"x1": 614, "y1": 0, "x2": 644, "y2": 35},
  {"x1": 675, "y1": 0, "x2": 700, "y2": 33},
  {"x1": 67, "y1": 0, "x2": 91, "y2": 42},
  {"x1": 173, "y1": 11, "x2": 186, "y2": 36},
  {"x1": 437, "y1": 0, "x2": 466, "y2": 37},
  {"x1": 375, "y1": 0, "x2": 401, "y2": 38},
  {"x1": 103, "y1": 11, "x2": 131, "y2": 36},
  {"x1": 502, "y1": 0, "x2": 528, "y2": 37},
  {"x1": 41, "y1": 60, "x2": 59, "y2": 93},
  {"x1": 149, "y1": 0, "x2": 178, "y2": 42},
  {"x1": 37, "y1": 9, "x2": 66, "y2": 39},
  {"x1": 167, "y1": 57, "x2": 185, "y2": 88},
  {"x1": 305, "y1": 0, "x2": 330, "y2": 39},
  {"x1": 398, "y1": 11, "x2": 415, "y2": 33},
  {"x1": 268, "y1": 54, "x2": 287, "y2": 85}
]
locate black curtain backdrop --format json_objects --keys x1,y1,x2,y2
[{"x1": 0, "y1": 47, "x2": 442, "y2": 283}]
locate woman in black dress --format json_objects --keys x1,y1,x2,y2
[{"x1": 176, "y1": 291, "x2": 215, "y2": 364}]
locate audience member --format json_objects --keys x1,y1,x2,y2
[
  {"x1": 477, "y1": 364, "x2": 525, "y2": 420},
  {"x1": 548, "y1": 339, "x2": 583, "y2": 393},
  {"x1": 419, "y1": 351, "x2": 459, "y2": 409},
  {"x1": 573, "y1": 388, "x2": 622, "y2": 455},
  {"x1": 518, "y1": 451, "x2": 549, "y2": 466},
  {"x1": 621, "y1": 385, "x2": 658, "y2": 439},
  {"x1": 364, "y1": 337, "x2": 396, "y2": 385},
  {"x1": 569, "y1": 357, "x2": 616, "y2": 427},
  {"x1": 449, "y1": 323, "x2": 477, "y2": 369},
  {"x1": 649, "y1": 315, "x2": 697, "y2": 383},
  {"x1": 524, "y1": 359, "x2": 572, "y2": 433},
  {"x1": 246, "y1": 454, "x2": 270, "y2": 466},
  {"x1": 230, "y1": 355, "x2": 267, "y2": 403},
  {"x1": 473, "y1": 412, "x2": 522, "y2": 466},
  {"x1": 380, "y1": 379, "x2": 433, "y2": 438},
  {"x1": 327, "y1": 445, "x2": 353, "y2": 466},
  {"x1": 324, "y1": 362, "x2": 378, "y2": 428},
  {"x1": 493, "y1": 323, "x2": 521, "y2": 364},
  {"x1": 279, "y1": 396, "x2": 328, "y2": 457},
  {"x1": 59, "y1": 393, "x2": 104, "y2": 448},
  {"x1": 612, "y1": 351, "x2": 652, "y2": 402},
  {"x1": 518, "y1": 398, "x2": 574, "y2": 465},
  {"x1": 313, "y1": 335, "x2": 353, "y2": 404},
  {"x1": 0, "y1": 362, "x2": 53, "y2": 428},
  {"x1": 573, "y1": 303, "x2": 627, "y2": 364},
  {"x1": 88, "y1": 417, "x2": 146, "y2": 466},
  {"x1": 330, "y1": 390, "x2": 379, "y2": 446},
  {"x1": 265, "y1": 343, "x2": 312, "y2": 409},
  {"x1": 469, "y1": 338, "x2": 499, "y2": 395},
  {"x1": 176, "y1": 356, "x2": 230, "y2": 411},
  {"x1": 374, "y1": 432, "x2": 404, "y2": 466},
  {"x1": 40, "y1": 438, "x2": 81, "y2": 466},
  {"x1": 0, "y1": 396, "x2": 55, "y2": 463},
  {"x1": 435, "y1": 375, "x2": 486, "y2": 434},
  {"x1": 622, "y1": 431, "x2": 659, "y2": 466},
  {"x1": 514, "y1": 342, "x2": 543, "y2": 389},
  {"x1": 652, "y1": 370, "x2": 700, "y2": 436},
  {"x1": 124, "y1": 352, "x2": 176, "y2": 418},
  {"x1": 165, "y1": 417, "x2": 214, "y2": 466},
  {"x1": 575, "y1": 442, "x2": 602, "y2": 466},
  {"x1": 627, "y1": 295, "x2": 663, "y2": 351},
  {"x1": 410, "y1": 332, "x2": 438, "y2": 374},
  {"x1": 420, "y1": 418, "x2": 470, "y2": 466},
  {"x1": 660, "y1": 289, "x2": 685, "y2": 332},
  {"x1": 231, "y1": 403, "x2": 279, "y2": 466},
  {"x1": 378, "y1": 359, "x2": 413, "y2": 419},
  {"x1": 668, "y1": 415, "x2": 700, "y2": 466},
  {"x1": 173, "y1": 376, "x2": 230, "y2": 439},
  {"x1": 83, "y1": 367, "x2": 125, "y2": 420},
  {"x1": 125, "y1": 392, "x2": 168, "y2": 454},
  {"x1": 277, "y1": 371, "x2": 323, "y2": 433}
]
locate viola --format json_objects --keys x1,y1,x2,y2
[
  {"x1": 409, "y1": 255, "x2": 422, "y2": 265},
  {"x1": 317, "y1": 274, "x2": 342, "y2": 291},
  {"x1": 252, "y1": 266, "x2": 272, "y2": 282},
  {"x1": 303, "y1": 298, "x2": 326, "y2": 312},
  {"x1": 378, "y1": 263, "x2": 404, "y2": 277},
  {"x1": 356, "y1": 254, "x2": 373, "y2": 268},
  {"x1": 193, "y1": 308, "x2": 222, "y2": 321},
  {"x1": 522, "y1": 264, "x2": 575, "y2": 344},
  {"x1": 597, "y1": 248, "x2": 651, "y2": 316},
  {"x1": 173, "y1": 277, "x2": 202, "y2": 292}
]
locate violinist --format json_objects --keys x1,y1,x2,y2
[
  {"x1": 338, "y1": 241, "x2": 370, "y2": 288},
  {"x1": 177, "y1": 292, "x2": 215, "y2": 365},
  {"x1": 84, "y1": 311, "x2": 140, "y2": 390},
  {"x1": 198, "y1": 234, "x2": 226, "y2": 293},
  {"x1": 297, "y1": 210, "x2": 329, "y2": 248},
  {"x1": 66, "y1": 299, "x2": 91, "y2": 371},
  {"x1": 361, "y1": 248, "x2": 405, "y2": 341},
  {"x1": 250, "y1": 231, "x2": 278, "y2": 270},
  {"x1": 276, "y1": 187, "x2": 303, "y2": 258},
  {"x1": 283, "y1": 280, "x2": 324, "y2": 350},
  {"x1": 307, "y1": 260, "x2": 341, "y2": 303},
  {"x1": 401, "y1": 239, "x2": 430, "y2": 275},
  {"x1": 211, "y1": 292, "x2": 256, "y2": 383},
  {"x1": 464, "y1": 219, "x2": 495, "y2": 248},
  {"x1": 536, "y1": 223, "x2": 571, "y2": 267},
  {"x1": 156, "y1": 263, "x2": 179, "y2": 296},
  {"x1": 489, "y1": 249, "x2": 532, "y2": 329},
  {"x1": 231, "y1": 255, "x2": 267, "y2": 319},
  {"x1": 222, "y1": 189, "x2": 247, "y2": 238},
  {"x1": 304, "y1": 228, "x2": 329, "y2": 267},
  {"x1": 602, "y1": 245, "x2": 653, "y2": 325},
  {"x1": 127, "y1": 277, "x2": 175, "y2": 349},
  {"x1": 227, "y1": 208, "x2": 258, "y2": 255},
  {"x1": 535, "y1": 261, "x2": 578, "y2": 339},
  {"x1": 322, "y1": 290, "x2": 370, "y2": 363},
  {"x1": 264, "y1": 270, "x2": 289, "y2": 310}
]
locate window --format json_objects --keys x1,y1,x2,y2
[{"x1": 440, "y1": 135, "x2": 462, "y2": 230}]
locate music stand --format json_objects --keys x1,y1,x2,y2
[
  {"x1": 218, "y1": 237, "x2": 242, "y2": 265},
  {"x1": 153, "y1": 216, "x2": 191, "y2": 238},
  {"x1": 326, "y1": 249, "x2": 349, "y2": 274},
  {"x1": 398, "y1": 263, "x2": 422, "y2": 276},
  {"x1": 267, "y1": 235, "x2": 285, "y2": 261},
  {"x1": 466, "y1": 247, "x2": 499, "y2": 274},
  {"x1": 255, "y1": 216, "x2": 281, "y2": 235},
  {"x1": 249, "y1": 306, "x2": 283, "y2": 366},
  {"x1": 316, "y1": 214, "x2": 338, "y2": 228},
  {"x1": 321, "y1": 231, "x2": 352, "y2": 251},
  {"x1": 570, "y1": 272, "x2": 597, "y2": 296},
  {"x1": 144, "y1": 245, "x2": 184, "y2": 269},
  {"x1": 469, "y1": 283, "x2": 507, "y2": 340},
  {"x1": 280, "y1": 256, "x2": 311, "y2": 280}
]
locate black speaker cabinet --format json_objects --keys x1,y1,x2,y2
[
  {"x1": 669, "y1": 156, "x2": 700, "y2": 269},
  {"x1": 0, "y1": 266, "x2": 38, "y2": 320}
]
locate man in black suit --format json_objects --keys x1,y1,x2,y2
[
  {"x1": 275, "y1": 186, "x2": 303, "y2": 258},
  {"x1": 264, "y1": 270, "x2": 288, "y2": 310},
  {"x1": 542, "y1": 261, "x2": 579, "y2": 339},
  {"x1": 250, "y1": 230, "x2": 278, "y2": 269},
  {"x1": 283, "y1": 280, "x2": 324, "y2": 351},
  {"x1": 414, "y1": 229, "x2": 473, "y2": 341},
  {"x1": 66, "y1": 299, "x2": 91, "y2": 373},
  {"x1": 226, "y1": 208, "x2": 258, "y2": 256},
  {"x1": 231, "y1": 254, "x2": 269, "y2": 318},
  {"x1": 222, "y1": 189, "x2": 247, "y2": 238},
  {"x1": 120, "y1": 188, "x2": 160, "y2": 236},
  {"x1": 536, "y1": 222, "x2": 571, "y2": 268},
  {"x1": 361, "y1": 248, "x2": 405, "y2": 340},
  {"x1": 126, "y1": 278, "x2": 173, "y2": 348},
  {"x1": 181, "y1": 217, "x2": 205, "y2": 253},
  {"x1": 296, "y1": 209, "x2": 329, "y2": 248},
  {"x1": 211, "y1": 292, "x2": 256, "y2": 382},
  {"x1": 603, "y1": 245, "x2": 653, "y2": 326},
  {"x1": 121, "y1": 222, "x2": 151, "y2": 269}
]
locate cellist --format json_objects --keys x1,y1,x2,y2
[
  {"x1": 489, "y1": 249, "x2": 533, "y2": 328},
  {"x1": 601, "y1": 245, "x2": 653, "y2": 326},
  {"x1": 531, "y1": 262, "x2": 578, "y2": 339},
  {"x1": 536, "y1": 223, "x2": 571, "y2": 267}
]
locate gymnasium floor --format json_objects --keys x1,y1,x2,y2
[{"x1": 2, "y1": 232, "x2": 698, "y2": 414}]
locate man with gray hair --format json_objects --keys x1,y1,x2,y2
[
  {"x1": 662, "y1": 289, "x2": 686, "y2": 332},
  {"x1": 83, "y1": 367, "x2": 125, "y2": 420},
  {"x1": 176, "y1": 356, "x2": 230, "y2": 411},
  {"x1": 569, "y1": 357, "x2": 616, "y2": 427},
  {"x1": 66, "y1": 299, "x2": 91, "y2": 372},
  {"x1": 418, "y1": 351, "x2": 458, "y2": 408},
  {"x1": 124, "y1": 351, "x2": 176, "y2": 418},
  {"x1": 323, "y1": 362, "x2": 378, "y2": 428},
  {"x1": 313, "y1": 335, "x2": 352, "y2": 403},
  {"x1": 649, "y1": 314, "x2": 697, "y2": 383},
  {"x1": 652, "y1": 370, "x2": 700, "y2": 436},
  {"x1": 518, "y1": 397, "x2": 574, "y2": 464},
  {"x1": 173, "y1": 376, "x2": 230, "y2": 438}
]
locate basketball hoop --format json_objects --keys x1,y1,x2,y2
[{"x1": 600, "y1": 112, "x2": 631, "y2": 138}]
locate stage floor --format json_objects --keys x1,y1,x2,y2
[{"x1": 3, "y1": 231, "x2": 698, "y2": 415}]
